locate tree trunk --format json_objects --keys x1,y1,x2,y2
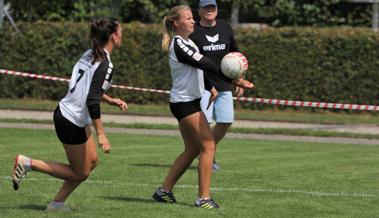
[
  {"x1": 373, "y1": 3, "x2": 379, "y2": 31},
  {"x1": 0, "y1": 0, "x2": 3, "y2": 29},
  {"x1": 231, "y1": 2, "x2": 239, "y2": 27}
]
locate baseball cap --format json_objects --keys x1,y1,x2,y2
[{"x1": 199, "y1": 0, "x2": 217, "y2": 8}]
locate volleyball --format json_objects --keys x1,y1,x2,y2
[{"x1": 220, "y1": 52, "x2": 248, "y2": 79}]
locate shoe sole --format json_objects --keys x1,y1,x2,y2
[
  {"x1": 195, "y1": 204, "x2": 220, "y2": 209},
  {"x1": 12, "y1": 155, "x2": 21, "y2": 191},
  {"x1": 46, "y1": 207, "x2": 72, "y2": 212}
]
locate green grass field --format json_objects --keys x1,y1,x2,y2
[{"x1": 1, "y1": 128, "x2": 378, "y2": 218}]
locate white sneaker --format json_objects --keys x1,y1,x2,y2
[
  {"x1": 46, "y1": 201, "x2": 72, "y2": 212},
  {"x1": 212, "y1": 161, "x2": 220, "y2": 172},
  {"x1": 12, "y1": 154, "x2": 31, "y2": 190}
]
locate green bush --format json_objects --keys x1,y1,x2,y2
[
  {"x1": 238, "y1": 27, "x2": 379, "y2": 106},
  {"x1": 1, "y1": 22, "x2": 379, "y2": 106}
]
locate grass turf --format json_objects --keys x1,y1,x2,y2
[{"x1": 0, "y1": 128, "x2": 378, "y2": 218}]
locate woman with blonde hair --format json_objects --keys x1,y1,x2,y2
[{"x1": 152, "y1": 5, "x2": 221, "y2": 209}]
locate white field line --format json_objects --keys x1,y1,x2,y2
[{"x1": 1, "y1": 176, "x2": 377, "y2": 198}]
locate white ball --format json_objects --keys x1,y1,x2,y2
[{"x1": 220, "y1": 52, "x2": 249, "y2": 79}]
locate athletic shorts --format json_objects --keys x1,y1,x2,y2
[
  {"x1": 200, "y1": 90, "x2": 234, "y2": 124},
  {"x1": 170, "y1": 98, "x2": 201, "y2": 121},
  {"x1": 53, "y1": 106, "x2": 88, "y2": 145}
]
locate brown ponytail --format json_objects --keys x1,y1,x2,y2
[{"x1": 90, "y1": 18, "x2": 119, "y2": 64}]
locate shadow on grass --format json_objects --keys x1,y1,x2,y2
[
  {"x1": 131, "y1": 163, "x2": 197, "y2": 170},
  {"x1": 100, "y1": 196, "x2": 192, "y2": 207},
  {"x1": 19, "y1": 204, "x2": 46, "y2": 211}
]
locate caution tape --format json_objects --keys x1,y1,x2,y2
[
  {"x1": 0, "y1": 69, "x2": 170, "y2": 94},
  {"x1": 1, "y1": 68, "x2": 378, "y2": 111}
]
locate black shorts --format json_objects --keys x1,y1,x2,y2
[
  {"x1": 53, "y1": 106, "x2": 88, "y2": 145},
  {"x1": 170, "y1": 98, "x2": 201, "y2": 121}
]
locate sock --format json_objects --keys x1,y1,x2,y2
[
  {"x1": 158, "y1": 187, "x2": 169, "y2": 195},
  {"x1": 198, "y1": 197, "x2": 210, "y2": 201},
  {"x1": 24, "y1": 157, "x2": 32, "y2": 172}
]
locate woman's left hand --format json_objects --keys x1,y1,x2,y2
[
  {"x1": 97, "y1": 133, "x2": 111, "y2": 153},
  {"x1": 109, "y1": 98, "x2": 128, "y2": 111}
]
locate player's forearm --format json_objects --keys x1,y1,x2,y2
[
  {"x1": 92, "y1": 118, "x2": 105, "y2": 135},
  {"x1": 101, "y1": 94, "x2": 112, "y2": 104}
]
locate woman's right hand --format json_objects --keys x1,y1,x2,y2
[
  {"x1": 97, "y1": 133, "x2": 111, "y2": 153},
  {"x1": 206, "y1": 87, "x2": 218, "y2": 110}
]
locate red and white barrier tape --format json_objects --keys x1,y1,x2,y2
[
  {"x1": 1, "y1": 68, "x2": 378, "y2": 111},
  {"x1": 0, "y1": 69, "x2": 170, "y2": 94}
]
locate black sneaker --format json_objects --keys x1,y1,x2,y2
[
  {"x1": 152, "y1": 187, "x2": 176, "y2": 203},
  {"x1": 195, "y1": 198, "x2": 219, "y2": 209}
]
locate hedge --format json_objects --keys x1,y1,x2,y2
[{"x1": 1, "y1": 21, "x2": 379, "y2": 107}]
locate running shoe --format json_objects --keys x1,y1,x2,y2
[
  {"x1": 46, "y1": 201, "x2": 72, "y2": 212},
  {"x1": 212, "y1": 161, "x2": 220, "y2": 172},
  {"x1": 195, "y1": 198, "x2": 219, "y2": 209},
  {"x1": 152, "y1": 187, "x2": 176, "y2": 203},
  {"x1": 12, "y1": 154, "x2": 31, "y2": 191}
]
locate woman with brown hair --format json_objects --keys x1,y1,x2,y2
[{"x1": 12, "y1": 17, "x2": 127, "y2": 211}]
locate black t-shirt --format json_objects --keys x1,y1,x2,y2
[{"x1": 189, "y1": 20, "x2": 238, "y2": 91}]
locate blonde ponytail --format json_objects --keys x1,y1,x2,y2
[
  {"x1": 161, "y1": 16, "x2": 172, "y2": 51},
  {"x1": 161, "y1": 5, "x2": 191, "y2": 52}
]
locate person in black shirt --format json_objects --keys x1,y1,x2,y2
[
  {"x1": 11, "y1": 18, "x2": 127, "y2": 211},
  {"x1": 189, "y1": 0, "x2": 254, "y2": 171},
  {"x1": 152, "y1": 5, "x2": 220, "y2": 209}
]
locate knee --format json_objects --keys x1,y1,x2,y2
[
  {"x1": 185, "y1": 147, "x2": 200, "y2": 158},
  {"x1": 90, "y1": 156, "x2": 98, "y2": 170},
  {"x1": 74, "y1": 171, "x2": 90, "y2": 182},
  {"x1": 72, "y1": 157, "x2": 98, "y2": 182},
  {"x1": 200, "y1": 140, "x2": 216, "y2": 153}
]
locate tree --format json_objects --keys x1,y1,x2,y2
[
  {"x1": 220, "y1": 0, "x2": 266, "y2": 26},
  {"x1": 4, "y1": 0, "x2": 372, "y2": 27}
]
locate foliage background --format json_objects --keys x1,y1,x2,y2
[
  {"x1": 1, "y1": 22, "x2": 378, "y2": 106},
  {"x1": 4, "y1": 0, "x2": 374, "y2": 27}
]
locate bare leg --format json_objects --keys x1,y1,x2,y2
[
  {"x1": 212, "y1": 123, "x2": 231, "y2": 144},
  {"x1": 211, "y1": 123, "x2": 231, "y2": 162},
  {"x1": 162, "y1": 114, "x2": 201, "y2": 191},
  {"x1": 162, "y1": 112, "x2": 215, "y2": 198},
  {"x1": 30, "y1": 127, "x2": 98, "y2": 202},
  {"x1": 53, "y1": 131, "x2": 98, "y2": 202},
  {"x1": 196, "y1": 113, "x2": 216, "y2": 198}
]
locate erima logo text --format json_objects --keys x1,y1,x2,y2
[{"x1": 203, "y1": 44, "x2": 226, "y2": 51}]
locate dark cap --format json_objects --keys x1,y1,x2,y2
[{"x1": 199, "y1": 0, "x2": 217, "y2": 8}]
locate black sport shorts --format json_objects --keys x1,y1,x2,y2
[
  {"x1": 53, "y1": 106, "x2": 88, "y2": 145},
  {"x1": 170, "y1": 98, "x2": 201, "y2": 121}
]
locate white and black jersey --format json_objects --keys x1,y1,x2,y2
[
  {"x1": 169, "y1": 35, "x2": 219, "y2": 103},
  {"x1": 59, "y1": 49, "x2": 113, "y2": 127},
  {"x1": 189, "y1": 20, "x2": 238, "y2": 91}
]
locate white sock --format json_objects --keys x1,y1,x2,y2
[
  {"x1": 158, "y1": 187, "x2": 169, "y2": 194},
  {"x1": 24, "y1": 158, "x2": 32, "y2": 172},
  {"x1": 198, "y1": 197, "x2": 210, "y2": 201}
]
